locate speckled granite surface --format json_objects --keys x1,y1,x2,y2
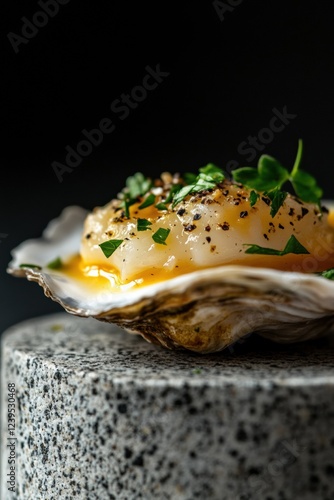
[{"x1": 1, "y1": 313, "x2": 334, "y2": 500}]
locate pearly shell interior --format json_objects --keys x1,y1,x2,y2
[{"x1": 7, "y1": 204, "x2": 334, "y2": 353}]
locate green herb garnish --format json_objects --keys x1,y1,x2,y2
[
  {"x1": 249, "y1": 190, "x2": 259, "y2": 207},
  {"x1": 138, "y1": 193, "x2": 156, "y2": 209},
  {"x1": 265, "y1": 188, "x2": 288, "y2": 218},
  {"x1": 120, "y1": 172, "x2": 153, "y2": 217},
  {"x1": 126, "y1": 172, "x2": 152, "y2": 199},
  {"x1": 47, "y1": 257, "x2": 62, "y2": 269},
  {"x1": 317, "y1": 268, "x2": 334, "y2": 280},
  {"x1": 19, "y1": 263, "x2": 42, "y2": 270},
  {"x1": 99, "y1": 239, "x2": 123, "y2": 258},
  {"x1": 155, "y1": 202, "x2": 168, "y2": 211},
  {"x1": 244, "y1": 234, "x2": 310, "y2": 256},
  {"x1": 232, "y1": 140, "x2": 323, "y2": 214},
  {"x1": 137, "y1": 218, "x2": 152, "y2": 231},
  {"x1": 152, "y1": 227, "x2": 170, "y2": 245},
  {"x1": 172, "y1": 163, "x2": 225, "y2": 208}
]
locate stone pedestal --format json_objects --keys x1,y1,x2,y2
[{"x1": 1, "y1": 312, "x2": 334, "y2": 499}]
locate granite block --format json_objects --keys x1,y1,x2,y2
[{"x1": 1, "y1": 312, "x2": 334, "y2": 499}]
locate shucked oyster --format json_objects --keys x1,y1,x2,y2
[{"x1": 7, "y1": 141, "x2": 334, "y2": 353}]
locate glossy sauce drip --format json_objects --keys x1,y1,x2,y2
[{"x1": 61, "y1": 240, "x2": 334, "y2": 293}]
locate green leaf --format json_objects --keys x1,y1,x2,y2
[
  {"x1": 155, "y1": 202, "x2": 168, "y2": 211},
  {"x1": 244, "y1": 234, "x2": 309, "y2": 256},
  {"x1": 249, "y1": 190, "x2": 259, "y2": 207},
  {"x1": 191, "y1": 174, "x2": 216, "y2": 192},
  {"x1": 291, "y1": 170, "x2": 323, "y2": 204},
  {"x1": 164, "y1": 184, "x2": 183, "y2": 204},
  {"x1": 244, "y1": 244, "x2": 285, "y2": 256},
  {"x1": 152, "y1": 227, "x2": 170, "y2": 245},
  {"x1": 232, "y1": 167, "x2": 260, "y2": 187},
  {"x1": 19, "y1": 263, "x2": 42, "y2": 270},
  {"x1": 183, "y1": 172, "x2": 197, "y2": 184},
  {"x1": 138, "y1": 193, "x2": 156, "y2": 209},
  {"x1": 199, "y1": 163, "x2": 225, "y2": 182},
  {"x1": 137, "y1": 218, "x2": 152, "y2": 231},
  {"x1": 266, "y1": 189, "x2": 288, "y2": 218},
  {"x1": 172, "y1": 185, "x2": 194, "y2": 208},
  {"x1": 171, "y1": 164, "x2": 225, "y2": 208},
  {"x1": 283, "y1": 234, "x2": 310, "y2": 254},
  {"x1": 233, "y1": 158, "x2": 289, "y2": 192},
  {"x1": 47, "y1": 257, "x2": 62, "y2": 269},
  {"x1": 99, "y1": 239, "x2": 123, "y2": 258},
  {"x1": 318, "y1": 268, "x2": 334, "y2": 280},
  {"x1": 126, "y1": 172, "x2": 152, "y2": 199},
  {"x1": 121, "y1": 197, "x2": 136, "y2": 218},
  {"x1": 258, "y1": 155, "x2": 289, "y2": 186}
]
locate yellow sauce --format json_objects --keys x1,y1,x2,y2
[
  {"x1": 61, "y1": 246, "x2": 334, "y2": 293},
  {"x1": 327, "y1": 209, "x2": 334, "y2": 229}
]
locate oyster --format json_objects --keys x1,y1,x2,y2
[{"x1": 7, "y1": 151, "x2": 334, "y2": 353}]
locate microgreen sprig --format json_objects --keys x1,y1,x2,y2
[{"x1": 232, "y1": 140, "x2": 323, "y2": 214}]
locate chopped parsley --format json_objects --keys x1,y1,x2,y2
[
  {"x1": 155, "y1": 202, "x2": 168, "y2": 211},
  {"x1": 266, "y1": 188, "x2": 288, "y2": 218},
  {"x1": 244, "y1": 234, "x2": 310, "y2": 256},
  {"x1": 249, "y1": 190, "x2": 259, "y2": 207},
  {"x1": 137, "y1": 218, "x2": 152, "y2": 231},
  {"x1": 126, "y1": 172, "x2": 152, "y2": 199},
  {"x1": 120, "y1": 172, "x2": 153, "y2": 217},
  {"x1": 47, "y1": 257, "x2": 63, "y2": 269},
  {"x1": 152, "y1": 227, "x2": 170, "y2": 245},
  {"x1": 19, "y1": 263, "x2": 42, "y2": 270},
  {"x1": 172, "y1": 163, "x2": 225, "y2": 208},
  {"x1": 317, "y1": 268, "x2": 334, "y2": 280},
  {"x1": 138, "y1": 193, "x2": 156, "y2": 209},
  {"x1": 99, "y1": 239, "x2": 123, "y2": 258}
]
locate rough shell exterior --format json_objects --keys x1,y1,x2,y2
[{"x1": 7, "y1": 205, "x2": 334, "y2": 353}]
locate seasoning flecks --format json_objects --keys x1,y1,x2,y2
[
  {"x1": 184, "y1": 224, "x2": 197, "y2": 232},
  {"x1": 219, "y1": 222, "x2": 230, "y2": 231}
]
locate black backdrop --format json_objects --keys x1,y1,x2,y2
[{"x1": 1, "y1": 0, "x2": 334, "y2": 336}]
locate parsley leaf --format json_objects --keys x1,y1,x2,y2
[
  {"x1": 265, "y1": 188, "x2": 288, "y2": 218},
  {"x1": 249, "y1": 190, "x2": 259, "y2": 207},
  {"x1": 137, "y1": 218, "x2": 152, "y2": 231},
  {"x1": 138, "y1": 193, "x2": 156, "y2": 209},
  {"x1": 155, "y1": 202, "x2": 168, "y2": 211},
  {"x1": 199, "y1": 163, "x2": 225, "y2": 182},
  {"x1": 126, "y1": 172, "x2": 152, "y2": 199},
  {"x1": 172, "y1": 185, "x2": 194, "y2": 208},
  {"x1": 19, "y1": 263, "x2": 42, "y2": 270},
  {"x1": 172, "y1": 163, "x2": 225, "y2": 208},
  {"x1": 47, "y1": 257, "x2": 63, "y2": 269},
  {"x1": 99, "y1": 239, "x2": 123, "y2": 258},
  {"x1": 152, "y1": 227, "x2": 170, "y2": 245},
  {"x1": 120, "y1": 172, "x2": 152, "y2": 218},
  {"x1": 243, "y1": 234, "x2": 309, "y2": 256},
  {"x1": 318, "y1": 268, "x2": 334, "y2": 280}
]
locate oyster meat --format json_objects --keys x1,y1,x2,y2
[{"x1": 7, "y1": 149, "x2": 334, "y2": 353}]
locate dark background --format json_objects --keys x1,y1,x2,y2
[{"x1": 1, "y1": 0, "x2": 333, "y2": 337}]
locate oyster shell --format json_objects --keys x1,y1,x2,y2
[{"x1": 7, "y1": 200, "x2": 334, "y2": 354}]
